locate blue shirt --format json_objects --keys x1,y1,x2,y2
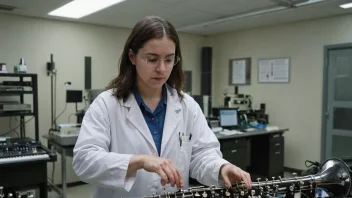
[{"x1": 133, "y1": 85, "x2": 167, "y2": 156}]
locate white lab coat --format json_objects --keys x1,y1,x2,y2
[{"x1": 72, "y1": 84, "x2": 229, "y2": 198}]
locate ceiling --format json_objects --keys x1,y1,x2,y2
[{"x1": 0, "y1": 0, "x2": 352, "y2": 35}]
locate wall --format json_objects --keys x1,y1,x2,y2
[
  {"x1": 206, "y1": 14, "x2": 352, "y2": 170},
  {"x1": 0, "y1": 13, "x2": 206, "y2": 184}
]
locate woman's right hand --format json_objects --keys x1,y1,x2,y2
[{"x1": 137, "y1": 155, "x2": 183, "y2": 189}]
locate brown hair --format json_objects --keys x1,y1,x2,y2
[{"x1": 107, "y1": 16, "x2": 184, "y2": 100}]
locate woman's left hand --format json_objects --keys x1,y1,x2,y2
[{"x1": 220, "y1": 163, "x2": 252, "y2": 189}]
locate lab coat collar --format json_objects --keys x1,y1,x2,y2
[{"x1": 120, "y1": 83, "x2": 182, "y2": 154}]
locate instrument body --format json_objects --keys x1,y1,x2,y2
[{"x1": 144, "y1": 158, "x2": 352, "y2": 198}]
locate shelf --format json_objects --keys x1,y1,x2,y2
[
  {"x1": 0, "y1": 112, "x2": 34, "y2": 117},
  {"x1": 0, "y1": 91, "x2": 33, "y2": 95},
  {"x1": 0, "y1": 73, "x2": 37, "y2": 77}
]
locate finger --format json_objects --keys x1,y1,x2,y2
[
  {"x1": 240, "y1": 171, "x2": 251, "y2": 189},
  {"x1": 167, "y1": 161, "x2": 180, "y2": 187},
  {"x1": 175, "y1": 167, "x2": 184, "y2": 189},
  {"x1": 161, "y1": 162, "x2": 175, "y2": 186},
  {"x1": 222, "y1": 173, "x2": 231, "y2": 189},
  {"x1": 155, "y1": 166, "x2": 168, "y2": 186},
  {"x1": 244, "y1": 172, "x2": 252, "y2": 189}
]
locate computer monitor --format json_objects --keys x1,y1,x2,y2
[{"x1": 219, "y1": 108, "x2": 238, "y2": 129}]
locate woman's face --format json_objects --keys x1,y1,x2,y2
[{"x1": 129, "y1": 36, "x2": 176, "y2": 91}]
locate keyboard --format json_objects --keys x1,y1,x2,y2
[
  {"x1": 0, "y1": 154, "x2": 50, "y2": 165},
  {"x1": 219, "y1": 130, "x2": 243, "y2": 135},
  {"x1": 212, "y1": 127, "x2": 223, "y2": 133},
  {"x1": 0, "y1": 137, "x2": 56, "y2": 165}
]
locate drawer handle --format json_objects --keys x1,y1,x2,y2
[
  {"x1": 231, "y1": 150, "x2": 237, "y2": 153},
  {"x1": 275, "y1": 151, "x2": 280, "y2": 155},
  {"x1": 275, "y1": 143, "x2": 281, "y2": 146}
]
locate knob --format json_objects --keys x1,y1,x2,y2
[
  {"x1": 272, "y1": 177, "x2": 275, "y2": 180},
  {"x1": 292, "y1": 172, "x2": 297, "y2": 177},
  {"x1": 257, "y1": 178, "x2": 261, "y2": 183},
  {"x1": 7, "y1": 193, "x2": 13, "y2": 198}
]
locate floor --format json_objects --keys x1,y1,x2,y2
[
  {"x1": 48, "y1": 172, "x2": 293, "y2": 198},
  {"x1": 48, "y1": 184, "x2": 94, "y2": 198}
]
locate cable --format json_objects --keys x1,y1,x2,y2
[
  {"x1": 305, "y1": 160, "x2": 320, "y2": 168},
  {"x1": 8, "y1": 117, "x2": 19, "y2": 137},
  {"x1": 1, "y1": 116, "x2": 34, "y2": 136},
  {"x1": 52, "y1": 102, "x2": 67, "y2": 125},
  {"x1": 68, "y1": 113, "x2": 76, "y2": 123}
]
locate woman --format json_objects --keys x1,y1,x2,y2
[{"x1": 72, "y1": 16, "x2": 252, "y2": 198}]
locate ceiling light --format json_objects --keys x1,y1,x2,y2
[
  {"x1": 340, "y1": 2, "x2": 352, "y2": 9},
  {"x1": 48, "y1": 0, "x2": 125, "y2": 19}
]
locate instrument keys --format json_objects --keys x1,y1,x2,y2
[
  {"x1": 240, "y1": 191, "x2": 244, "y2": 196},
  {"x1": 202, "y1": 191, "x2": 207, "y2": 197},
  {"x1": 289, "y1": 185, "x2": 294, "y2": 191},
  {"x1": 251, "y1": 190, "x2": 255, "y2": 196},
  {"x1": 225, "y1": 190, "x2": 230, "y2": 197},
  {"x1": 195, "y1": 191, "x2": 201, "y2": 197}
]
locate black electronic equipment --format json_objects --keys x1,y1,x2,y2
[
  {"x1": 1, "y1": 81, "x2": 32, "y2": 87},
  {"x1": 0, "y1": 137, "x2": 56, "y2": 164},
  {"x1": 66, "y1": 90, "x2": 83, "y2": 103}
]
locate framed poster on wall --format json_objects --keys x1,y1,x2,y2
[
  {"x1": 229, "y1": 57, "x2": 251, "y2": 85},
  {"x1": 258, "y1": 57, "x2": 290, "y2": 83}
]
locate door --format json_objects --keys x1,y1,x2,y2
[{"x1": 323, "y1": 46, "x2": 352, "y2": 161}]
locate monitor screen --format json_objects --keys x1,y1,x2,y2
[{"x1": 219, "y1": 109, "x2": 238, "y2": 127}]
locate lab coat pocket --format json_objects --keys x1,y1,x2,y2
[{"x1": 176, "y1": 137, "x2": 193, "y2": 173}]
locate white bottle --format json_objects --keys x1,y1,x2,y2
[
  {"x1": 19, "y1": 58, "x2": 27, "y2": 73},
  {"x1": 0, "y1": 64, "x2": 7, "y2": 73}
]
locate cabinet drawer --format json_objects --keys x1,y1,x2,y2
[
  {"x1": 220, "y1": 138, "x2": 248, "y2": 149},
  {"x1": 270, "y1": 141, "x2": 283, "y2": 150},
  {"x1": 269, "y1": 148, "x2": 284, "y2": 176},
  {"x1": 222, "y1": 147, "x2": 249, "y2": 169},
  {"x1": 270, "y1": 135, "x2": 284, "y2": 144}
]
